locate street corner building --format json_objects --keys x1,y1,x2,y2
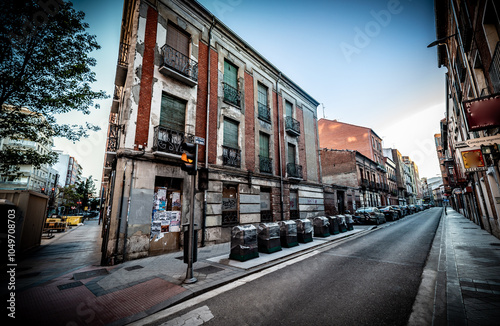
[
  {"x1": 431, "y1": 0, "x2": 500, "y2": 239},
  {"x1": 100, "y1": 0, "x2": 324, "y2": 264}
]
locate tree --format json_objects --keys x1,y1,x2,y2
[
  {"x1": 76, "y1": 176, "x2": 96, "y2": 208},
  {"x1": 0, "y1": 0, "x2": 107, "y2": 174}
]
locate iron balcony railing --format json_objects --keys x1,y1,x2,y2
[
  {"x1": 223, "y1": 82, "x2": 241, "y2": 107},
  {"x1": 106, "y1": 124, "x2": 120, "y2": 153},
  {"x1": 259, "y1": 155, "x2": 273, "y2": 174},
  {"x1": 153, "y1": 126, "x2": 194, "y2": 155},
  {"x1": 118, "y1": 42, "x2": 129, "y2": 66},
  {"x1": 285, "y1": 116, "x2": 300, "y2": 136},
  {"x1": 258, "y1": 102, "x2": 271, "y2": 123},
  {"x1": 490, "y1": 42, "x2": 500, "y2": 94},
  {"x1": 222, "y1": 146, "x2": 241, "y2": 168},
  {"x1": 361, "y1": 179, "x2": 369, "y2": 188},
  {"x1": 160, "y1": 45, "x2": 198, "y2": 83},
  {"x1": 287, "y1": 163, "x2": 303, "y2": 179}
]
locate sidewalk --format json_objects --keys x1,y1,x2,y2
[
  {"x1": 426, "y1": 208, "x2": 500, "y2": 325},
  {"x1": 15, "y1": 223, "x2": 369, "y2": 326}
]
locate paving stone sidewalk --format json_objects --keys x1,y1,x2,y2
[{"x1": 442, "y1": 208, "x2": 500, "y2": 325}]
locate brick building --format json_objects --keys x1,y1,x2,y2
[
  {"x1": 318, "y1": 118, "x2": 389, "y2": 205},
  {"x1": 431, "y1": 0, "x2": 500, "y2": 238},
  {"x1": 100, "y1": 0, "x2": 324, "y2": 264}
]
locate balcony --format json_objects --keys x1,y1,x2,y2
[
  {"x1": 152, "y1": 126, "x2": 194, "y2": 155},
  {"x1": 222, "y1": 146, "x2": 241, "y2": 168},
  {"x1": 159, "y1": 45, "x2": 198, "y2": 87},
  {"x1": 223, "y1": 82, "x2": 241, "y2": 107},
  {"x1": 369, "y1": 181, "x2": 376, "y2": 189},
  {"x1": 259, "y1": 155, "x2": 273, "y2": 174},
  {"x1": 285, "y1": 116, "x2": 300, "y2": 136},
  {"x1": 111, "y1": 85, "x2": 122, "y2": 113},
  {"x1": 287, "y1": 163, "x2": 303, "y2": 180},
  {"x1": 258, "y1": 102, "x2": 271, "y2": 123},
  {"x1": 106, "y1": 124, "x2": 120, "y2": 153},
  {"x1": 115, "y1": 42, "x2": 129, "y2": 86},
  {"x1": 361, "y1": 179, "x2": 369, "y2": 188}
]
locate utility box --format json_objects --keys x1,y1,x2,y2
[
  {"x1": 327, "y1": 215, "x2": 340, "y2": 235},
  {"x1": 279, "y1": 220, "x2": 298, "y2": 248},
  {"x1": 295, "y1": 219, "x2": 313, "y2": 243},
  {"x1": 183, "y1": 226, "x2": 198, "y2": 264},
  {"x1": 257, "y1": 222, "x2": 282, "y2": 253},
  {"x1": 312, "y1": 216, "x2": 330, "y2": 237},
  {"x1": 229, "y1": 225, "x2": 259, "y2": 262}
]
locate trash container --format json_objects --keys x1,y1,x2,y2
[
  {"x1": 258, "y1": 222, "x2": 282, "y2": 253},
  {"x1": 279, "y1": 220, "x2": 298, "y2": 248},
  {"x1": 313, "y1": 216, "x2": 330, "y2": 237},
  {"x1": 295, "y1": 219, "x2": 313, "y2": 243},
  {"x1": 344, "y1": 213, "x2": 354, "y2": 231},
  {"x1": 229, "y1": 225, "x2": 259, "y2": 262},
  {"x1": 337, "y1": 215, "x2": 347, "y2": 233},
  {"x1": 327, "y1": 215, "x2": 340, "y2": 235}
]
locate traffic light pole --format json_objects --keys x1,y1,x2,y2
[{"x1": 184, "y1": 143, "x2": 198, "y2": 284}]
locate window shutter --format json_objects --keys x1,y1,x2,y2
[
  {"x1": 223, "y1": 119, "x2": 239, "y2": 148},
  {"x1": 224, "y1": 60, "x2": 238, "y2": 89},
  {"x1": 285, "y1": 101, "x2": 293, "y2": 117},
  {"x1": 260, "y1": 133, "x2": 269, "y2": 158},
  {"x1": 288, "y1": 143, "x2": 296, "y2": 164},
  {"x1": 258, "y1": 83, "x2": 267, "y2": 105},
  {"x1": 166, "y1": 23, "x2": 189, "y2": 57},
  {"x1": 160, "y1": 93, "x2": 186, "y2": 132}
]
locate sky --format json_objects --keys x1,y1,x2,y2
[{"x1": 58, "y1": 0, "x2": 446, "y2": 190}]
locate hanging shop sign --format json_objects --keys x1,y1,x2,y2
[
  {"x1": 461, "y1": 149, "x2": 487, "y2": 173},
  {"x1": 464, "y1": 93, "x2": 500, "y2": 131},
  {"x1": 454, "y1": 134, "x2": 500, "y2": 149}
]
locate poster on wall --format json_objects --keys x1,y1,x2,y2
[{"x1": 151, "y1": 187, "x2": 182, "y2": 240}]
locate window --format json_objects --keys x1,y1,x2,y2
[
  {"x1": 223, "y1": 60, "x2": 240, "y2": 106},
  {"x1": 222, "y1": 184, "x2": 238, "y2": 225},
  {"x1": 167, "y1": 23, "x2": 189, "y2": 57},
  {"x1": 160, "y1": 93, "x2": 186, "y2": 132},
  {"x1": 259, "y1": 133, "x2": 272, "y2": 173},
  {"x1": 287, "y1": 143, "x2": 296, "y2": 165},
  {"x1": 285, "y1": 101, "x2": 293, "y2": 117},
  {"x1": 257, "y1": 83, "x2": 271, "y2": 122},
  {"x1": 223, "y1": 118, "x2": 239, "y2": 149}
]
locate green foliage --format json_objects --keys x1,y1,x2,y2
[{"x1": 0, "y1": 0, "x2": 108, "y2": 173}]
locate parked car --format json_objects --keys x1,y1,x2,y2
[
  {"x1": 390, "y1": 205, "x2": 403, "y2": 218},
  {"x1": 378, "y1": 206, "x2": 398, "y2": 221},
  {"x1": 408, "y1": 205, "x2": 417, "y2": 213},
  {"x1": 399, "y1": 205, "x2": 409, "y2": 216},
  {"x1": 423, "y1": 204, "x2": 430, "y2": 210},
  {"x1": 354, "y1": 207, "x2": 386, "y2": 225}
]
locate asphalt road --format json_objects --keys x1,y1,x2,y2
[{"x1": 151, "y1": 208, "x2": 442, "y2": 326}]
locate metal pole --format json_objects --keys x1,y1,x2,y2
[{"x1": 185, "y1": 143, "x2": 198, "y2": 284}]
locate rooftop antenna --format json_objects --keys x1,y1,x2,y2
[{"x1": 321, "y1": 103, "x2": 326, "y2": 119}]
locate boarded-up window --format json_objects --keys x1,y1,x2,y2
[
  {"x1": 160, "y1": 93, "x2": 186, "y2": 132},
  {"x1": 223, "y1": 118, "x2": 239, "y2": 149},
  {"x1": 167, "y1": 23, "x2": 189, "y2": 57}
]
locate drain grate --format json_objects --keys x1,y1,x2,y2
[
  {"x1": 463, "y1": 227, "x2": 477, "y2": 229},
  {"x1": 73, "y1": 268, "x2": 109, "y2": 281},
  {"x1": 125, "y1": 265, "x2": 144, "y2": 271},
  {"x1": 58, "y1": 281, "x2": 83, "y2": 290},
  {"x1": 194, "y1": 266, "x2": 224, "y2": 275},
  {"x1": 490, "y1": 243, "x2": 500, "y2": 246}
]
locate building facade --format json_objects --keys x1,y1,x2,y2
[
  {"x1": 318, "y1": 119, "x2": 389, "y2": 205},
  {"x1": 101, "y1": 0, "x2": 324, "y2": 264},
  {"x1": 431, "y1": 0, "x2": 500, "y2": 238}
]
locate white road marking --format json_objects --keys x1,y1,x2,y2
[{"x1": 159, "y1": 305, "x2": 214, "y2": 326}]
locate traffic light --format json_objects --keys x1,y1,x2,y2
[
  {"x1": 41, "y1": 187, "x2": 45, "y2": 194},
  {"x1": 181, "y1": 142, "x2": 198, "y2": 175},
  {"x1": 198, "y1": 167, "x2": 209, "y2": 191}
]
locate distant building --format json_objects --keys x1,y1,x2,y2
[
  {"x1": 318, "y1": 119, "x2": 389, "y2": 205},
  {"x1": 0, "y1": 107, "x2": 55, "y2": 192},
  {"x1": 384, "y1": 157, "x2": 399, "y2": 205},
  {"x1": 53, "y1": 150, "x2": 82, "y2": 187}
]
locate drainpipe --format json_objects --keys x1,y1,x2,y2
[
  {"x1": 276, "y1": 72, "x2": 284, "y2": 221},
  {"x1": 122, "y1": 159, "x2": 135, "y2": 260},
  {"x1": 114, "y1": 161, "x2": 127, "y2": 261},
  {"x1": 202, "y1": 17, "x2": 216, "y2": 247}
]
